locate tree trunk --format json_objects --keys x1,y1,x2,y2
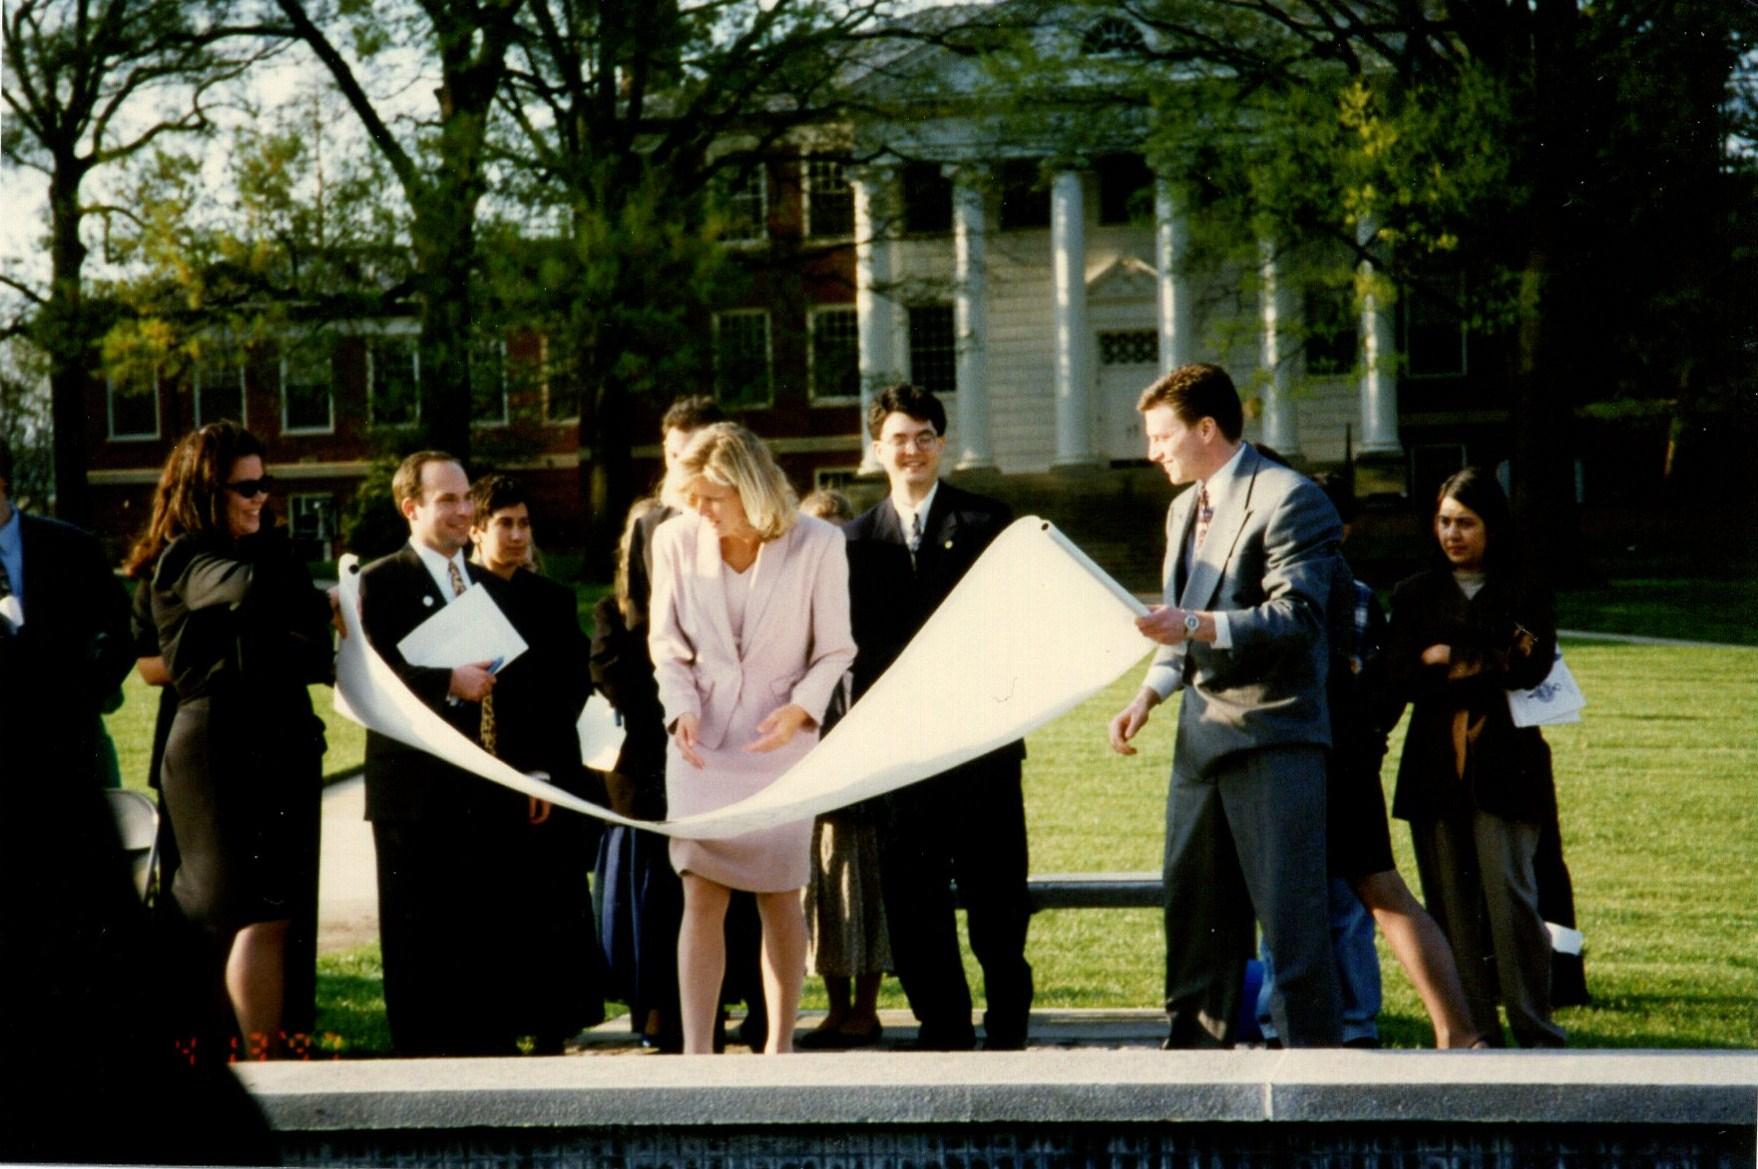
[
  {"x1": 44, "y1": 161, "x2": 93, "y2": 527},
  {"x1": 414, "y1": 194, "x2": 476, "y2": 464}
]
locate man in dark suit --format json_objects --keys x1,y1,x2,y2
[
  {"x1": 1108, "y1": 363, "x2": 1343, "y2": 1048},
  {"x1": 844, "y1": 383, "x2": 1033, "y2": 1051},
  {"x1": 358, "y1": 450, "x2": 525, "y2": 1057},
  {"x1": 0, "y1": 436, "x2": 132, "y2": 781}
]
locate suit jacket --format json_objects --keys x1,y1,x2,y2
[
  {"x1": 1385, "y1": 566, "x2": 1558, "y2": 824},
  {"x1": 1143, "y1": 443, "x2": 1341, "y2": 769},
  {"x1": 358, "y1": 543, "x2": 518, "y2": 823},
  {"x1": 648, "y1": 512, "x2": 854, "y2": 751},
  {"x1": 490, "y1": 567, "x2": 596, "y2": 800},
  {"x1": 842, "y1": 480, "x2": 1025, "y2": 765}
]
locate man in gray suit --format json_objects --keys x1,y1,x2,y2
[{"x1": 1108, "y1": 363, "x2": 1343, "y2": 1048}]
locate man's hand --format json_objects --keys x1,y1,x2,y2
[
  {"x1": 672, "y1": 712, "x2": 705, "y2": 768},
  {"x1": 328, "y1": 585, "x2": 347, "y2": 638},
  {"x1": 1137, "y1": 605, "x2": 1209, "y2": 645},
  {"x1": 1108, "y1": 687, "x2": 1161, "y2": 756},
  {"x1": 449, "y1": 661, "x2": 497, "y2": 702},
  {"x1": 1420, "y1": 643, "x2": 1452, "y2": 667},
  {"x1": 747, "y1": 703, "x2": 815, "y2": 754}
]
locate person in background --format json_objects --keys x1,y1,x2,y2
[
  {"x1": 795, "y1": 488, "x2": 891, "y2": 1050},
  {"x1": 468, "y1": 473, "x2": 606, "y2": 1053},
  {"x1": 1386, "y1": 467, "x2": 1566, "y2": 1047},
  {"x1": 146, "y1": 422, "x2": 333, "y2": 1057},
  {"x1": 843, "y1": 384, "x2": 1034, "y2": 1051},
  {"x1": 649, "y1": 423, "x2": 856, "y2": 1054}
]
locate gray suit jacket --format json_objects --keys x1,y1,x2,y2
[{"x1": 1142, "y1": 444, "x2": 1341, "y2": 770}]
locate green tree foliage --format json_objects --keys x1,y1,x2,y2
[{"x1": 2, "y1": 0, "x2": 282, "y2": 524}]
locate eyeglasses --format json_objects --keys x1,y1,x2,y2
[
  {"x1": 882, "y1": 431, "x2": 942, "y2": 452},
  {"x1": 225, "y1": 476, "x2": 276, "y2": 499}
]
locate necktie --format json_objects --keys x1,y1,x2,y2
[
  {"x1": 1193, "y1": 485, "x2": 1213, "y2": 553},
  {"x1": 447, "y1": 559, "x2": 498, "y2": 754},
  {"x1": 907, "y1": 510, "x2": 923, "y2": 567}
]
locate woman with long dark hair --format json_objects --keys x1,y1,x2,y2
[
  {"x1": 144, "y1": 421, "x2": 332, "y2": 1055},
  {"x1": 1386, "y1": 467, "x2": 1566, "y2": 1047}
]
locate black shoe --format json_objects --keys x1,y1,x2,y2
[
  {"x1": 903, "y1": 1028, "x2": 976, "y2": 1052},
  {"x1": 796, "y1": 1022, "x2": 884, "y2": 1051},
  {"x1": 1343, "y1": 1035, "x2": 1381, "y2": 1050},
  {"x1": 981, "y1": 1034, "x2": 1027, "y2": 1052}
]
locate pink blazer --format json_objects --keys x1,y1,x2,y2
[{"x1": 648, "y1": 511, "x2": 856, "y2": 752}]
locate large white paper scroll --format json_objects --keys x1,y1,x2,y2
[
  {"x1": 334, "y1": 518, "x2": 1152, "y2": 839},
  {"x1": 396, "y1": 582, "x2": 528, "y2": 673}
]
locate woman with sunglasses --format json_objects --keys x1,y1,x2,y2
[{"x1": 144, "y1": 421, "x2": 333, "y2": 1057}]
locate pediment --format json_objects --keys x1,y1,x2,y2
[{"x1": 1087, "y1": 255, "x2": 1158, "y2": 302}]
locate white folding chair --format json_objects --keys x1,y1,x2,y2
[{"x1": 105, "y1": 788, "x2": 160, "y2": 903}]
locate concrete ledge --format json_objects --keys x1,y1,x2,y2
[{"x1": 239, "y1": 1050, "x2": 1758, "y2": 1132}]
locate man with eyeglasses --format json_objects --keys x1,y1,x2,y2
[{"x1": 843, "y1": 383, "x2": 1034, "y2": 1051}]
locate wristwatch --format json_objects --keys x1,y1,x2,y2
[{"x1": 1183, "y1": 611, "x2": 1202, "y2": 638}]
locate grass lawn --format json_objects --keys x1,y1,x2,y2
[{"x1": 104, "y1": 586, "x2": 1758, "y2": 1053}]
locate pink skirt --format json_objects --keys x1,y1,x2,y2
[{"x1": 666, "y1": 730, "x2": 814, "y2": 892}]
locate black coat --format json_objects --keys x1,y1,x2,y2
[{"x1": 1386, "y1": 567, "x2": 1559, "y2": 824}]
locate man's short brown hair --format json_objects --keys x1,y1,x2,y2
[
  {"x1": 1136, "y1": 363, "x2": 1244, "y2": 442},
  {"x1": 660, "y1": 395, "x2": 725, "y2": 437},
  {"x1": 391, "y1": 450, "x2": 461, "y2": 509}
]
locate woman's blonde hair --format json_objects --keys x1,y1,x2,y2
[{"x1": 664, "y1": 422, "x2": 798, "y2": 542}]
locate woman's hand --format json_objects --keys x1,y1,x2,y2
[
  {"x1": 1420, "y1": 643, "x2": 1453, "y2": 667},
  {"x1": 746, "y1": 703, "x2": 814, "y2": 754},
  {"x1": 672, "y1": 712, "x2": 705, "y2": 768}
]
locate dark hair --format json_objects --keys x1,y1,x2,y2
[
  {"x1": 800, "y1": 488, "x2": 854, "y2": 523},
  {"x1": 0, "y1": 433, "x2": 12, "y2": 493},
  {"x1": 391, "y1": 450, "x2": 461, "y2": 510},
  {"x1": 1434, "y1": 466, "x2": 1513, "y2": 574},
  {"x1": 1311, "y1": 470, "x2": 1359, "y2": 525},
  {"x1": 470, "y1": 473, "x2": 530, "y2": 520},
  {"x1": 124, "y1": 422, "x2": 268, "y2": 575},
  {"x1": 660, "y1": 395, "x2": 725, "y2": 437},
  {"x1": 867, "y1": 383, "x2": 946, "y2": 440},
  {"x1": 1135, "y1": 363, "x2": 1243, "y2": 442}
]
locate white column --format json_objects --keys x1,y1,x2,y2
[
  {"x1": 1356, "y1": 220, "x2": 1402, "y2": 455},
  {"x1": 1155, "y1": 177, "x2": 1195, "y2": 373},
  {"x1": 1050, "y1": 169, "x2": 1097, "y2": 468},
  {"x1": 1257, "y1": 238, "x2": 1301, "y2": 458},
  {"x1": 947, "y1": 165, "x2": 993, "y2": 470},
  {"x1": 852, "y1": 164, "x2": 901, "y2": 473}
]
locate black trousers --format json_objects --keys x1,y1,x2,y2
[
  {"x1": 878, "y1": 756, "x2": 1034, "y2": 1046},
  {"x1": 371, "y1": 819, "x2": 521, "y2": 1057}
]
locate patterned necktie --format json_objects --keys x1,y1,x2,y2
[
  {"x1": 907, "y1": 510, "x2": 923, "y2": 567},
  {"x1": 447, "y1": 558, "x2": 498, "y2": 755},
  {"x1": 1193, "y1": 484, "x2": 1213, "y2": 552}
]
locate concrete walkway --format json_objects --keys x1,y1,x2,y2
[{"x1": 317, "y1": 776, "x2": 378, "y2": 954}]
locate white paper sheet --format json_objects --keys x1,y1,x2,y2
[
  {"x1": 577, "y1": 693, "x2": 627, "y2": 772},
  {"x1": 395, "y1": 581, "x2": 528, "y2": 672},
  {"x1": 1507, "y1": 649, "x2": 1586, "y2": 728},
  {"x1": 334, "y1": 518, "x2": 1152, "y2": 839}
]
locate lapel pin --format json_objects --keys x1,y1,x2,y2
[
  {"x1": 944, "y1": 538, "x2": 953, "y2": 549},
  {"x1": 422, "y1": 595, "x2": 435, "y2": 607}
]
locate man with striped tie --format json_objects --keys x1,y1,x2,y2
[{"x1": 1107, "y1": 363, "x2": 1346, "y2": 1049}]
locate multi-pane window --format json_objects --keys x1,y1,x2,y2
[
  {"x1": 805, "y1": 157, "x2": 855, "y2": 239},
  {"x1": 1082, "y1": 15, "x2": 1147, "y2": 56},
  {"x1": 542, "y1": 336, "x2": 582, "y2": 423},
  {"x1": 1097, "y1": 153, "x2": 1153, "y2": 226},
  {"x1": 809, "y1": 307, "x2": 860, "y2": 401},
  {"x1": 1305, "y1": 286, "x2": 1359, "y2": 376},
  {"x1": 1404, "y1": 275, "x2": 1467, "y2": 378},
  {"x1": 713, "y1": 311, "x2": 773, "y2": 407},
  {"x1": 907, "y1": 303, "x2": 957, "y2": 396},
  {"x1": 721, "y1": 165, "x2": 768, "y2": 242},
  {"x1": 107, "y1": 369, "x2": 160, "y2": 440},
  {"x1": 289, "y1": 493, "x2": 339, "y2": 560},
  {"x1": 998, "y1": 160, "x2": 1050, "y2": 230},
  {"x1": 369, "y1": 336, "x2": 419, "y2": 427},
  {"x1": 471, "y1": 339, "x2": 508, "y2": 425},
  {"x1": 281, "y1": 336, "x2": 334, "y2": 434},
  {"x1": 1098, "y1": 329, "x2": 1159, "y2": 366},
  {"x1": 194, "y1": 349, "x2": 244, "y2": 427},
  {"x1": 902, "y1": 162, "x2": 953, "y2": 234}
]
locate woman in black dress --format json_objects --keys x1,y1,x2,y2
[
  {"x1": 146, "y1": 422, "x2": 333, "y2": 1054},
  {"x1": 1386, "y1": 467, "x2": 1566, "y2": 1047}
]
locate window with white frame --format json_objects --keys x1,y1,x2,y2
[
  {"x1": 713, "y1": 311, "x2": 772, "y2": 408},
  {"x1": 541, "y1": 335, "x2": 582, "y2": 423},
  {"x1": 369, "y1": 336, "x2": 419, "y2": 427},
  {"x1": 721, "y1": 165, "x2": 768, "y2": 243},
  {"x1": 281, "y1": 335, "x2": 334, "y2": 434},
  {"x1": 107, "y1": 368, "x2": 160, "y2": 441},
  {"x1": 470, "y1": 338, "x2": 508, "y2": 425},
  {"x1": 194, "y1": 347, "x2": 245, "y2": 427},
  {"x1": 814, "y1": 467, "x2": 858, "y2": 493},
  {"x1": 808, "y1": 306, "x2": 860, "y2": 402},
  {"x1": 1097, "y1": 329, "x2": 1158, "y2": 366},
  {"x1": 288, "y1": 492, "x2": 339, "y2": 560},
  {"x1": 907, "y1": 303, "x2": 957, "y2": 396},
  {"x1": 804, "y1": 157, "x2": 854, "y2": 239}
]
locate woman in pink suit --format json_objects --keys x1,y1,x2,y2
[{"x1": 649, "y1": 423, "x2": 856, "y2": 1054}]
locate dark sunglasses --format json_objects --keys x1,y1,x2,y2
[{"x1": 225, "y1": 476, "x2": 276, "y2": 499}]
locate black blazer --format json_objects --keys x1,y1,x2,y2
[
  {"x1": 358, "y1": 544, "x2": 519, "y2": 823},
  {"x1": 490, "y1": 567, "x2": 596, "y2": 800},
  {"x1": 1386, "y1": 567, "x2": 1558, "y2": 824},
  {"x1": 842, "y1": 481, "x2": 1024, "y2": 764},
  {"x1": 6, "y1": 511, "x2": 133, "y2": 711}
]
